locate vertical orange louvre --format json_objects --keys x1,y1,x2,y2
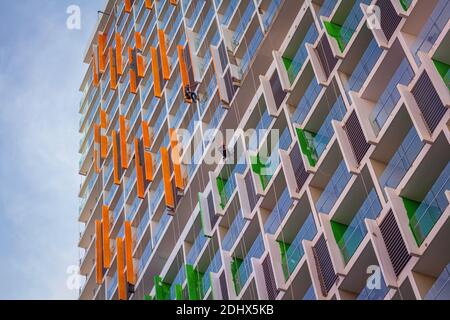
[
  {"x1": 125, "y1": 0, "x2": 132, "y2": 13},
  {"x1": 128, "y1": 48, "x2": 138, "y2": 94},
  {"x1": 92, "y1": 54, "x2": 99, "y2": 87},
  {"x1": 124, "y1": 221, "x2": 136, "y2": 285},
  {"x1": 161, "y1": 147, "x2": 175, "y2": 209},
  {"x1": 109, "y1": 48, "x2": 118, "y2": 90},
  {"x1": 135, "y1": 32, "x2": 143, "y2": 51},
  {"x1": 151, "y1": 47, "x2": 162, "y2": 98},
  {"x1": 145, "y1": 0, "x2": 153, "y2": 9},
  {"x1": 94, "y1": 124, "x2": 101, "y2": 173},
  {"x1": 112, "y1": 130, "x2": 121, "y2": 185},
  {"x1": 170, "y1": 129, "x2": 185, "y2": 191},
  {"x1": 178, "y1": 45, "x2": 191, "y2": 102},
  {"x1": 101, "y1": 206, "x2": 111, "y2": 268},
  {"x1": 100, "y1": 109, "x2": 108, "y2": 158},
  {"x1": 116, "y1": 237, "x2": 127, "y2": 300},
  {"x1": 95, "y1": 220, "x2": 103, "y2": 284},
  {"x1": 170, "y1": 0, "x2": 178, "y2": 5},
  {"x1": 137, "y1": 53, "x2": 145, "y2": 78},
  {"x1": 115, "y1": 32, "x2": 123, "y2": 76},
  {"x1": 119, "y1": 115, "x2": 128, "y2": 169},
  {"x1": 142, "y1": 121, "x2": 154, "y2": 181},
  {"x1": 134, "y1": 138, "x2": 145, "y2": 199},
  {"x1": 158, "y1": 29, "x2": 170, "y2": 80},
  {"x1": 98, "y1": 32, "x2": 107, "y2": 73}
]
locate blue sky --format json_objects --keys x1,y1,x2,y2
[{"x1": 0, "y1": 0, "x2": 104, "y2": 299}]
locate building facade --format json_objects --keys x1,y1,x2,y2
[{"x1": 78, "y1": 0, "x2": 450, "y2": 300}]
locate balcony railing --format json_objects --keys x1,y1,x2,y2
[
  {"x1": 201, "y1": 251, "x2": 223, "y2": 297},
  {"x1": 235, "y1": 234, "x2": 265, "y2": 294},
  {"x1": 291, "y1": 77, "x2": 322, "y2": 125},
  {"x1": 128, "y1": 196, "x2": 142, "y2": 221},
  {"x1": 284, "y1": 24, "x2": 319, "y2": 84},
  {"x1": 316, "y1": 160, "x2": 352, "y2": 214},
  {"x1": 138, "y1": 240, "x2": 153, "y2": 276},
  {"x1": 222, "y1": 1, "x2": 237, "y2": 25},
  {"x1": 357, "y1": 275, "x2": 389, "y2": 300},
  {"x1": 188, "y1": 0, "x2": 205, "y2": 28},
  {"x1": 262, "y1": 0, "x2": 281, "y2": 30},
  {"x1": 265, "y1": 188, "x2": 293, "y2": 234},
  {"x1": 379, "y1": 127, "x2": 424, "y2": 191},
  {"x1": 337, "y1": 189, "x2": 382, "y2": 264},
  {"x1": 222, "y1": 210, "x2": 246, "y2": 251},
  {"x1": 318, "y1": 0, "x2": 337, "y2": 19},
  {"x1": 425, "y1": 263, "x2": 450, "y2": 300},
  {"x1": 186, "y1": 231, "x2": 208, "y2": 265},
  {"x1": 136, "y1": 210, "x2": 150, "y2": 241},
  {"x1": 409, "y1": 163, "x2": 450, "y2": 246},
  {"x1": 283, "y1": 213, "x2": 317, "y2": 278},
  {"x1": 232, "y1": 1, "x2": 255, "y2": 49},
  {"x1": 169, "y1": 266, "x2": 186, "y2": 300},
  {"x1": 239, "y1": 27, "x2": 264, "y2": 76},
  {"x1": 370, "y1": 58, "x2": 415, "y2": 134},
  {"x1": 107, "y1": 273, "x2": 118, "y2": 300},
  {"x1": 152, "y1": 211, "x2": 171, "y2": 246},
  {"x1": 249, "y1": 108, "x2": 272, "y2": 151}
]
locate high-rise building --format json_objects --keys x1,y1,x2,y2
[{"x1": 78, "y1": 0, "x2": 450, "y2": 300}]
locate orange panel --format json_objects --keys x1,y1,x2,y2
[
  {"x1": 151, "y1": 47, "x2": 162, "y2": 98},
  {"x1": 158, "y1": 29, "x2": 170, "y2": 80},
  {"x1": 115, "y1": 32, "x2": 123, "y2": 76},
  {"x1": 95, "y1": 220, "x2": 103, "y2": 284},
  {"x1": 116, "y1": 237, "x2": 127, "y2": 300},
  {"x1": 112, "y1": 130, "x2": 121, "y2": 185},
  {"x1": 119, "y1": 115, "x2": 128, "y2": 169},
  {"x1": 170, "y1": 0, "x2": 178, "y2": 5},
  {"x1": 161, "y1": 147, "x2": 175, "y2": 209},
  {"x1": 109, "y1": 48, "x2": 118, "y2": 91},
  {"x1": 130, "y1": 68, "x2": 138, "y2": 94},
  {"x1": 145, "y1": 0, "x2": 153, "y2": 9},
  {"x1": 142, "y1": 121, "x2": 151, "y2": 148},
  {"x1": 177, "y1": 45, "x2": 191, "y2": 102},
  {"x1": 124, "y1": 221, "x2": 135, "y2": 285},
  {"x1": 101, "y1": 206, "x2": 111, "y2": 268},
  {"x1": 135, "y1": 32, "x2": 143, "y2": 51},
  {"x1": 98, "y1": 32, "x2": 107, "y2": 73},
  {"x1": 93, "y1": 54, "x2": 99, "y2": 87},
  {"x1": 170, "y1": 129, "x2": 184, "y2": 191},
  {"x1": 144, "y1": 151, "x2": 154, "y2": 182},
  {"x1": 100, "y1": 110, "x2": 108, "y2": 158},
  {"x1": 125, "y1": 0, "x2": 132, "y2": 13},
  {"x1": 137, "y1": 54, "x2": 145, "y2": 78},
  {"x1": 134, "y1": 138, "x2": 145, "y2": 199}
]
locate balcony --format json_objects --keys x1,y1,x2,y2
[
  {"x1": 316, "y1": 160, "x2": 352, "y2": 214},
  {"x1": 405, "y1": 163, "x2": 450, "y2": 246},
  {"x1": 248, "y1": 107, "x2": 273, "y2": 151},
  {"x1": 195, "y1": 7, "x2": 215, "y2": 50},
  {"x1": 128, "y1": 196, "x2": 142, "y2": 221},
  {"x1": 283, "y1": 24, "x2": 319, "y2": 84},
  {"x1": 318, "y1": 0, "x2": 338, "y2": 19},
  {"x1": 231, "y1": 1, "x2": 256, "y2": 50},
  {"x1": 152, "y1": 211, "x2": 171, "y2": 246},
  {"x1": 399, "y1": 0, "x2": 413, "y2": 11},
  {"x1": 136, "y1": 210, "x2": 150, "y2": 241},
  {"x1": 186, "y1": 231, "x2": 208, "y2": 265},
  {"x1": 262, "y1": 0, "x2": 282, "y2": 30},
  {"x1": 370, "y1": 58, "x2": 415, "y2": 134},
  {"x1": 138, "y1": 240, "x2": 153, "y2": 276},
  {"x1": 150, "y1": 182, "x2": 164, "y2": 215},
  {"x1": 280, "y1": 213, "x2": 317, "y2": 279},
  {"x1": 217, "y1": 156, "x2": 247, "y2": 209},
  {"x1": 232, "y1": 234, "x2": 265, "y2": 295},
  {"x1": 201, "y1": 251, "x2": 223, "y2": 298},
  {"x1": 425, "y1": 263, "x2": 450, "y2": 300},
  {"x1": 222, "y1": 210, "x2": 247, "y2": 251},
  {"x1": 239, "y1": 27, "x2": 264, "y2": 76},
  {"x1": 333, "y1": 188, "x2": 382, "y2": 264},
  {"x1": 264, "y1": 188, "x2": 293, "y2": 234},
  {"x1": 169, "y1": 266, "x2": 186, "y2": 300},
  {"x1": 107, "y1": 272, "x2": 118, "y2": 300},
  {"x1": 379, "y1": 127, "x2": 424, "y2": 192},
  {"x1": 112, "y1": 195, "x2": 124, "y2": 223},
  {"x1": 296, "y1": 95, "x2": 346, "y2": 167},
  {"x1": 357, "y1": 275, "x2": 389, "y2": 300},
  {"x1": 324, "y1": 0, "x2": 370, "y2": 53},
  {"x1": 124, "y1": 171, "x2": 136, "y2": 197},
  {"x1": 222, "y1": 1, "x2": 238, "y2": 25},
  {"x1": 291, "y1": 77, "x2": 322, "y2": 125},
  {"x1": 188, "y1": 0, "x2": 205, "y2": 28}
]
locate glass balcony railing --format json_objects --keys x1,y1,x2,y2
[
  {"x1": 222, "y1": 210, "x2": 247, "y2": 251},
  {"x1": 346, "y1": 38, "x2": 383, "y2": 97},
  {"x1": 298, "y1": 95, "x2": 346, "y2": 166},
  {"x1": 284, "y1": 24, "x2": 319, "y2": 84},
  {"x1": 303, "y1": 285, "x2": 316, "y2": 300},
  {"x1": 188, "y1": 0, "x2": 205, "y2": 28},
  {"x1": 106, "y1": 183, "x2": 118, "y2": 206},
  {"x1": 283, "y1": 213, "x2": 317, "y2": 278},
  {"x1": 168, "y1": 11, "x2": 183, "y2": 43},
  {"x1": 325, "y1": 0, "x2": 370, "y2": 52},
  {"x1": 409, "y1": 163, "x2": 450, "y2": 246},
  {"x1": 138, "y1": 240, "x2": 153, "y2": 276},
  {"x1": 167, "y1": 76, "x2": 182, "y2": 110},
  {"x1": 235, "y1": 234, "x2": 265, "y2": 294},
  {"x1": 150, "y1": 182, "x2": 164, "y2": 215},
  {"x1": 370, "y1": 58, "x2": 414, "y2": 134},
  {"x1": 218, "y1": 156, "x2": 247, "y2": 209},
  {"x1": 136, "y1": 210, "x2": 150, "y2": 241},
  {"x1": 425, "y1": 263, "x2": 450, "y2": 300},
  {"x1": 265, "y1": 188, "x2": 293, "y2": 234},
  {"x1": 113, "y1": 195, "x2": 124, "y2": 222},
  {"x1": 161, "y1": 6, "x2": 176, "y2": 31},
  {"x1": 232, "y1": 1, "x2": 255, "y2": 49},
  {"x1": 107, "y1": 273, "x2": 118, "y2": 300},
  {"x1": 316, "y1": 160, "x2": 352, "y2": 214},
  {"x1": 337, "y1": 189, "x2": 383, "y2": 264},
  {"x1": 318, "y1": 0, "x2": 338, "y2": 19},
  {"x1": 249, "y1": 108, "x2": 272, "y2": 151},
  {"x1": 199, "y1": 75, "x2": 217, "y2": 114},
  {"x1": 171, "y1": 103, "x2": 188, "y2": 128},
  {"x1": 222, "y1": 1, "x2": 237, "y2": 25},
  {"x1": 125, "y1": 171, "x2": 137, "y2": 197},
  {"x1": 197, "y1": 7, "x2": 215, "y2": 49},
  {"x1": 187, "y1": 144, "x2": 204, "y2": 178},
  {"x1": 169, "y1": 266, "x2": 186, "y2": 300},
  {"x1": 291, "y1": 77, "x2": 322, "y2": 125},
  {"x1": 186, "y1": 231, "x2": 208, "y2": 265},
  {"x1": 399, "y1": 0, "x2": 413, "y2": 11},
  {"x1": 104, "y1": 161, "x2": 114, "y2": 183},
  {"x1": 154, "y1": 107, "x2": 167, "y2": 137},
  {"x1": 201, "y1": 250, "x2": 223, "y2": 297},
  {"x1": 153, "y1": 211, "x2": 171, "y2": 246},
  {"x1": 262, "y1": 0, "x2": 281, "y2": 30},
  {"x1": 411, "y1": 0, "x2": 450, "y2": 65},
  {"x1": 357, "y1": 275, "x2": 389, "y2": 300},
  {"x1": 206, "y1": 105, "x2": 226, "y2": 133},
  {"x1": 128, "y1": 196, "x2": 142, "y2": 221},
  {"x1": 379, "y1": 127, "x2": 424, "y2": 192},
  {"x1": 239, "y1": 27, "x2": 263, "y2": 76}
]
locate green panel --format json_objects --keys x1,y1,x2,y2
[
  {"x1": 278, "y1": 240, "x2": 291, "y2": 281},
  {"x1": 216, "y1": 176, "x2": 227, "y2": 209},
  {"x1": 198, "y1": 192, "x2": 205, "y2": 232},
  {"x1": 175, "y1": 284, "x2": 184, "y2": 300},
  {"x1": 144, "y1": 294, "x2": 153, "y2": 300},
  {"x1": 231, "y1": 258, "x2": 243, "y2": 295},
  {"x1": 331, "y1": 220, "x2": 348, "y2": 244},
  {"x1": 154, "y1": 275, "x2": 171, "y2": 300},
  {"x1": 295, "y1": 128, "x2": 317, "y2": 167},
  {"x1": 402, "y1": 197, "x2": 421, "y2": 220},
  {"x1": 282, "y1": 56, "x2": 293, "y2": 72},
  {"x1": 324, "y1": 21, "x2": 345, "y2": 52},
  {"x1": 433, "y1": 59, "x2": 450, "y2": 90},
  {"x1": 399, "y1": 0, "x2": 411, "y2": 11},
  {"x1": 186, "y1": 264, "x2": 204, "y2": 300},
  {"x1": 250, "y1": 154, "x2": 272, "y2": 190}
]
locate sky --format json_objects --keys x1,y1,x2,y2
[{"x1": 0, "y1": 0, "x2": 104, "y2": 299}]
